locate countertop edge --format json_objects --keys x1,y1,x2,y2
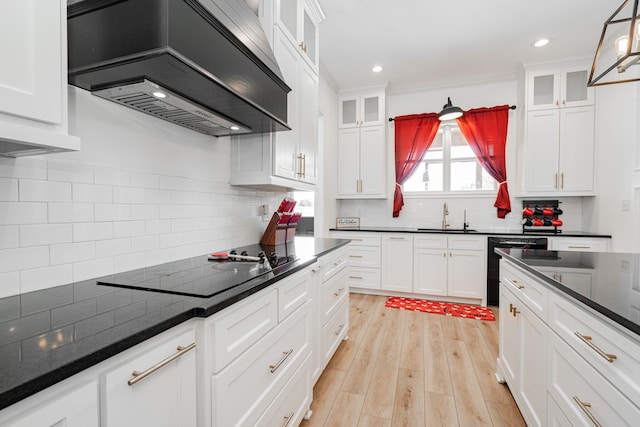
[
  {"x1": 329, "y1": 227, "x2": 612, "y2": 238},
  {"x1": 495, "y1": 248, "x2": 640, "y2": 336}
]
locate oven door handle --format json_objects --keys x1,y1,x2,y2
[{"x1": 498, "y1": 241, "x2": 538, "y2": 246}]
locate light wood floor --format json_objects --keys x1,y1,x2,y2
[{"x1": 301, "y1": 293, "x2": 526, "y2": 427}]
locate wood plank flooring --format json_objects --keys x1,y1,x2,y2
[{"x1": 301, "y1": 294, "x2": 525, "y2": 427}]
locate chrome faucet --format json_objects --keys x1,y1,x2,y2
[{"x1": 442, "y1": 202, "x2": 450, "y2": 229}]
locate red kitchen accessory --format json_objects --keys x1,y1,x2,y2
[
  {"x1": 542, "y1": 207, "x2": 554, "y2": 216},
  {"x1": 208, "y1": 252, "x2": 261, "y2": 261},
  {"x1": 533, "y1": 218, "x2": 544, "y2": 226},
  {"x1": 523, "y1": 206, "x2": 534, "y2": 216},
  {"x1": 551, "y1": 218, "x2": 563, "y2": 226}
]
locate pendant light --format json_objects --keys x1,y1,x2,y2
[
  {"x1": 588, "y1": 0, "x2": 640, "y2": 86},
  {"x1": 438, "y1": 97, "x2": 463, "y2": 121}
]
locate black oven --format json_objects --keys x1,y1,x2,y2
[{"x1": 487, "y1": 237, "x2": 548, "y2": 305}]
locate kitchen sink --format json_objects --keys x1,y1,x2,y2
[{"x1": 417, "y1": 228, "x2": 478, "y2": 233}]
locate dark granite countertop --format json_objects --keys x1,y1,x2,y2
[
  {"x1": 329, "y1": 227, "x2": 611, "y2": 238},
  {"x1": 496, "y1": 248, "x2": 640, "y2": 336},
  {"x1": 0, "y1": 237, "x2": 349, "y2": 411}
]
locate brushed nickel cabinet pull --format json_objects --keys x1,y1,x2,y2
[
  {"x1": 573, "y1": 396, "x2": 602, "y2": 427},
  {"x1": 568, "y1": 245, "x2": 591, "y2": 249},
  {"x1": 509, "y1": 303, "x2": 515, "y2": 313},
  {"x1": 561, "y1": 172, "x2": 564, "y2": 189},
  {"x1": 333, "y1": 288, "x2": 344, "y2": 297},
  {"x1": 269, "y1": 348, "x2": 294, "y2": 373},
  {"x1": 389, "y1": 237, "x2": 406, "y2": 240},
  {"x1": 311, "y1": 266, "x2": 324, "y2": 273},
  {"x1": 348, "y1": 275, "x2": 363, "y2": 279},
  {"x1": 349, "y1": 255, "x2": 363, "y2": 258},
  {"x1": 334, "y1": 324, "x2": 345, "y2": 335},
  {"x1": 128, "y1": 342, "x2": 196, "y2": 386},
  {"x1": 509, "y1": 278, "x2": 524, "y2": 290},
  {"x1": 512, "y1": 307, "x2": 520, "y2": 317},
  {"x1": 555, "y1": 173, "x2": 558, "y2": 189},
  {"x1": 574, "y1": 332, "x2": 617, "y2": 363},
  {"x1": 282, "y1": 411, "x2": 295, "y2": 427}
]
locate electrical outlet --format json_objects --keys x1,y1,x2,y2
[
  {"x1": 622, "y1": 199, "x2": 631, "y2": 212},
  {"x1": 259, "y1": 204, "x2": 270, "y2": 222},
  {"x1": 621, "y1": 260, "x2": 630, "y2": 273}
]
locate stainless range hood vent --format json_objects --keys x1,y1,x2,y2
[{"x1": 94, "y1": 80, "x2": 251, "y2": 137}]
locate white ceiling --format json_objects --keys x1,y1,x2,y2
[{"x1": 317, "y1": 0, "x2": 619, "y2": 92}]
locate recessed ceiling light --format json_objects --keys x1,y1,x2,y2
[
  {"x1": 372, "y1": 65, "x2": 383, "y2": 73},
  {"x1": 230, "y1": 125, "x2": 240, "y2": 131},
  {"x1": 534, "y1": 38, "x2": 549, "y2": 47},
  {"x1": 152, "y1": 91, "x2": 167, "y2": 98}
]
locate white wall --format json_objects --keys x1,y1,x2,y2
[{"x1": 0, "y1": 87, "x2": 287, "y2": 298}]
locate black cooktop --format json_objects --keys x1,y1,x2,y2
[{"x1": 97, "y1": 243, "x2": 297, "y2": 298}]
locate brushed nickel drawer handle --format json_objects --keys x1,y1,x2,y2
[
  {"x1": 574, "y1": 332, "x2": 617, "y2": 363},
  {"x1": 568, "y1": 245, "x2": 591, "y2": 249},
  {"x1": 509, "y1": 303, "x2": 515, "y2": 314},
  {"x1": 333, "y1": 288, "x2": 344, "y2": 297},
  {"x1": 389, "y1": 237, "x2": 406, "y2": 240},
  {"x1": 128, "y1": 342, "x2": 196, "y2": 386},
  {"x1": 349, "y1": 255, "x2": 363, "y2": 258},
  {"x1": 282, "y1": 411, "x2": 295, "y2": 427},
  {"x1": 311, "y1": 266, "x2": 324, "y2": 273},
  {"x1": 573, "y1": 396, "x2": 602, "y2": 427},
  {"x1": 348, "y1": 275, "x2": 363, "y2": 279},
  {"x1": 334, "y1": 324, "x2": 345, "y2": 335},
  {"x1": 269, "y1": 348, "x2": 294, "y2": 373},
  {"x1": 508, "y1": 278, "x2": 525, "y2": 290}
]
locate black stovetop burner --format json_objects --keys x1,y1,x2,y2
[{"x1": 96, "y1": 243, "x2": 298, "y2": 298}]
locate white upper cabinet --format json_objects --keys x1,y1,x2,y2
[
  {"x1": 526, "y1": 64, "x2": 594, "y2": 111},
  {"x1": 275, "y1": 0, "x2": 321, "y2": 73},
  {"x1": 0, "y1": 0, "x2": 80, "y2": 156},
  {"x1": 338, "y1": 88, "x2": 386, "y2": 128}
]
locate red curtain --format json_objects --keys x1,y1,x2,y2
[
  {"x1": 456, "y1": 105, "x2": 511, "y2": 218},
  {"x1": 393, "y1": 113, "x2": 441, "y2": 217}
]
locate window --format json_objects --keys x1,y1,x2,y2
[{"x1": 402, "y1": 123, "x2": 497, "y2": 193}]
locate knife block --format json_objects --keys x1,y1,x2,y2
[{"x1": 260, "y1": 213, "x2": 297, "y2": 245}]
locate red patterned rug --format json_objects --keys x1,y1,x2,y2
[{"x1": 385, "y1": 297, "x2": 495, "y2": 321}]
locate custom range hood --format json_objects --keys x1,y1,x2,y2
[{"x1": 67, "y1": 0, "x2": 290, "y2": 137}]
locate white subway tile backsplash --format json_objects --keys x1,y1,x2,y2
[
  {"x1": 0, "y1": 272, "x2": 20, "y2": 298},
  {"x1": 94, "y1": 166, "x2": 131, "y2": 186},
  {"x1": 0, "y1": 202, "x2": 47, "y2": 225},
  {"x1": 146, "y1": 219, "x2": 171, "y2": 235},
  {"x1": 49, "y1": 203, "x2": 94, "y2": 223},
  {"x1": 113, "y1": 187, "x2": 145, "y2": 204},
  {"x1": 96, "y1": 238, "x2": 131, "y2": 258},
  {"x1": 158, "y1": 175, "x2": 182, "y2": 190},
  {"x1": 130, "y1": 204, "x2": 159, "y2": 220},
  {"x1": 159, "y1": 232, "x2": 184, "y2": 248},
  {"x1": 72, "y1": 183, "x2": 113, "y2": 203},
  {"x1": 159, "y1": 204, "x2": 184, "y2": 219},
  {"x1": 130, "y1": 171, "x2": 159, "y2": 189},
  {"x1": 20, "y1": 224, "x2": 72, "y2": 247},
  {"x1": 50, "y1": 241, "x2": 96, "y2": 265},
  {"x1": 171, "y1": 218, "x2": 193, "y2": 233},
  {"x1": 0, "y1": 226, "x2": 19, "y2": 249},
  {"x1": 0, "y1": 246, "x2": 49, "y2": 274},
  {"x1": 0, "y1": 157, "x2": 47, "y2": 180},
  {"x1": 145, "y1": 189, "x2": 172, "y2": 204},
  {"x1": 132, "y1": 235, "x2": 160, "y2": 252},
  {"x1": 113, "y1": 221, "x2": 145, "y2": 238},
  {"x1": 48, "y1": 162, "x2": 94, "y2": 183},
  {"x1": 94, "y1": 204, "x2": 131, "y2": 222},
  {"x1": 170, "y1": 190, "x2": 193, "y2": 205},
  {"x1": 19, "y1": 179, "x2": 72, "y2": 202},
  {"x1": 73, "y1": 222, "x2": 113, "y2": 242},
  {"x1": 114, "y1": 252, "x2": 145, "y2": 272},
  {"x1": 73, "y1": 258, "x2": 114, "y2": 283},
  {"x1": 0, "y1": 178, "x2": 18, "y2": 201},
  {"x1": 20, "y1": 265, "x2": 73, "y2": 293}
]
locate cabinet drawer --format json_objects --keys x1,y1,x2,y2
[
  {"x1": 548, "y1": 333, "x2": 640, "y2": 427},
  {"x1": 347, "y1": 246, "x2": 380, "y2": 267},
  {"x1": 549, "y1": 237, "x2": 609, "y2": 252},
  {"x1": 331, "y1": 232, "x2": 381, "y2": 246},
  {"x1": 414, "y1": 234, "x2": 447, "y2": 249},
  {"x1": 321, "y1": 248, "x2": 349, "y2": 282},
  {"x1": 208, "y1": 289, "x2": 278, "y2": 372},
  {"x1": 212, "y1": 301, "x2": 311, "y2": 427},
  {"x1": 347, "y1": 266, "x2": 381, "y2": 290},
  {"x1": 448, "y1": 235, "x2": 485, "y2": 250},
  {"x1": 500, "y1": 261, "x2": 549, "y2": 321},
  {"x1": 256, "y1": 355, "x2": 312, "y2": 427},
  {"x1": 322, "y1": 298, "x2": 348, "y2": 366},
  {"x1": 549, "y1": 291, "x2": 640, "y2": 404},
  {"x1": 322, "y1": 267, "x2": 348, "y2": 323},
  {"x1": 101, "y1": 328, "x2": 197, "y2": 427},
  {"x1": 277, "y1": 270, "x2": 310, "y2": 321}
]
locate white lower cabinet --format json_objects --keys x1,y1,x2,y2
[
  {"x1": 498, "y1": 258, "x2": 640, "y2": 427},
  {"x1": 548, "y1": 236, "x2": 610, "y2": 252},
  {"x1": 331, "y1": 232, "x2": 381, "y2": 291},
  {"x1": 0, "y1": 381, "x2": 98, "y2": 427},
  {"x1": 499, "y1": 283, "x2": 547, "y2": 427},
  {"x1": 413, "y1": 234, "x2": 486, "y2": 303},
  {"x1": 101, "y1": 328, "x2": 197, "y2": 427},
  {"x1": 381, "y1": 234, "x2": 413, "y2": 293}
]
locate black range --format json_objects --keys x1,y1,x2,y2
[{"x1": 0, "y1": 237, "x2": 349, "y2": 411}]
